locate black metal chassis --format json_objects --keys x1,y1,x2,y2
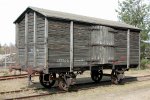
[{"x1": 48, "y1": 64, "x2": 138, "y2": 73}]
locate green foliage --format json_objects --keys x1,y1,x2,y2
[
  {"x1": 140, "y1": 58, "x2": 150, "y2": 69},
  {"x1": 116, "y1": 0, "x2": 150, "y2": 65},
  {"x1": 141, "y1": 41, "x2": 150, "y2": 58}
]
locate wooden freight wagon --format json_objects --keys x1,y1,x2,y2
[{"x1": 14, "y1": 7, "x2": 140, "y2": 90}]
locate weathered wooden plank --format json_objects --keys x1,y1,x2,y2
[
  {"x1": 70, "y1": 21, "x2": 74, "y2": 72},
  {"x1": 34, "y1": 15, "x2": 45, "y2": 66},
  {"x1": 44, "y1": 17, "x2": 48, "y2": 70},
  {"x1": 127, "y1": 29, "x2": 130, "y2": 68},
  {"x1": 33, "y1": 12, "x2": 37, "y2": 67}
]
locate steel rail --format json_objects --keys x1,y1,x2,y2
[{"x1": 0, "y1": 74, "x2": 39, "y2": 81}]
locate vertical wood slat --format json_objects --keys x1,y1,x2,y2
[
  {"x1": 89, "y1": 27, "x2": 92, "y2": 71},
  {"x1": 70, "y1": 21, "x2": 74, "y2": 72},
  {"x1": 127, "y1": 29, "x2": 130, "y2": 69},
  {"x1": 25, "y1": 13, "x2": 28, "y2": 66},
  {"x1": 138, "y1": 34, "x2": 141, "y2": 69},
  {"x1": 45, "y1": 18, "x2": 48, "y2": 69},
  {"x1": 33, "y1": 12, "x2": 37, "y2": 67},
  {"x1": 15, "y1": 23, "x2": 19, "y2": 64}
]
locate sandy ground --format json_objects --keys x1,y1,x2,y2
[
  {"x1": 36, "y1": 80, "x2": 150, "y2": 100},
  {"x1": 1, "y1": 69, "x2": 150, "y2": 99}
]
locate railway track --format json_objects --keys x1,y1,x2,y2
[
  {"x1": 2, "y1": 75, "x2": 150, "y2": 100},
  {"x1": 0, "y1": 87, "x2": 45, "y2": 95},
  {"x1": 0, "y1": 71, "x2": 7, "y2": 73},
  {"x1": 0, "y1": 74, "x2": 39, "y2": 81}
]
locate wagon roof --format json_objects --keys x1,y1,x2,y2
[{"x1": 14, "y1": 6, "x2": 140, "y2": 31}]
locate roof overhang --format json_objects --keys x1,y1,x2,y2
[{"x1": 14, "y1": 7, "x2": 141, "y2": 32}]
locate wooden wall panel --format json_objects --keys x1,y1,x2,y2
[
  {"x1": 114, "y1": 30, "x2": 127, "y2": 65},
  {"x1": 18, "y1": 18, "x2": 25, "y2": 66},
  {"x1": 74, "y1": 23, "x2": 91, "y2": 66},
  {"x1": 27, "y1": 12, "x2": 34, "y2": 66},
  {"x1": 36, "y1": 14, "x2": 45, "y2": 66},
  {"x1": 48, "y1": 20, "x2": 70, "y2": 68},
  {"x1": 130, "y1": 32, "x2": 139, "y2": 64}
]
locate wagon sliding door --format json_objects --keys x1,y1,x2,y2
[{"x1": 91, "y1": 26, "x2": 115, "y2": 65}]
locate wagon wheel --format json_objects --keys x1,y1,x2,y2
[
  {"x1": 91, "y1": 70, "x2": 103, "y2": 83},
  {"x1": 111, "y1": 74, "x2": 124, "y2": 84},
  {"x1": 111, "y1": 74, "x2": 118, "y2": 84},
  {"x1": 58, "y1": 79, "x2": 69, "y2": 91},
  {"x1": 111, "y1": 69, "x2": 118, "y2": 84},
  {"x1": 111, "y1": 70, "x2": 124, "y2": 84},
  {"x1": 39, "y1": 73, "x2": 56, "y2": 88}
]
